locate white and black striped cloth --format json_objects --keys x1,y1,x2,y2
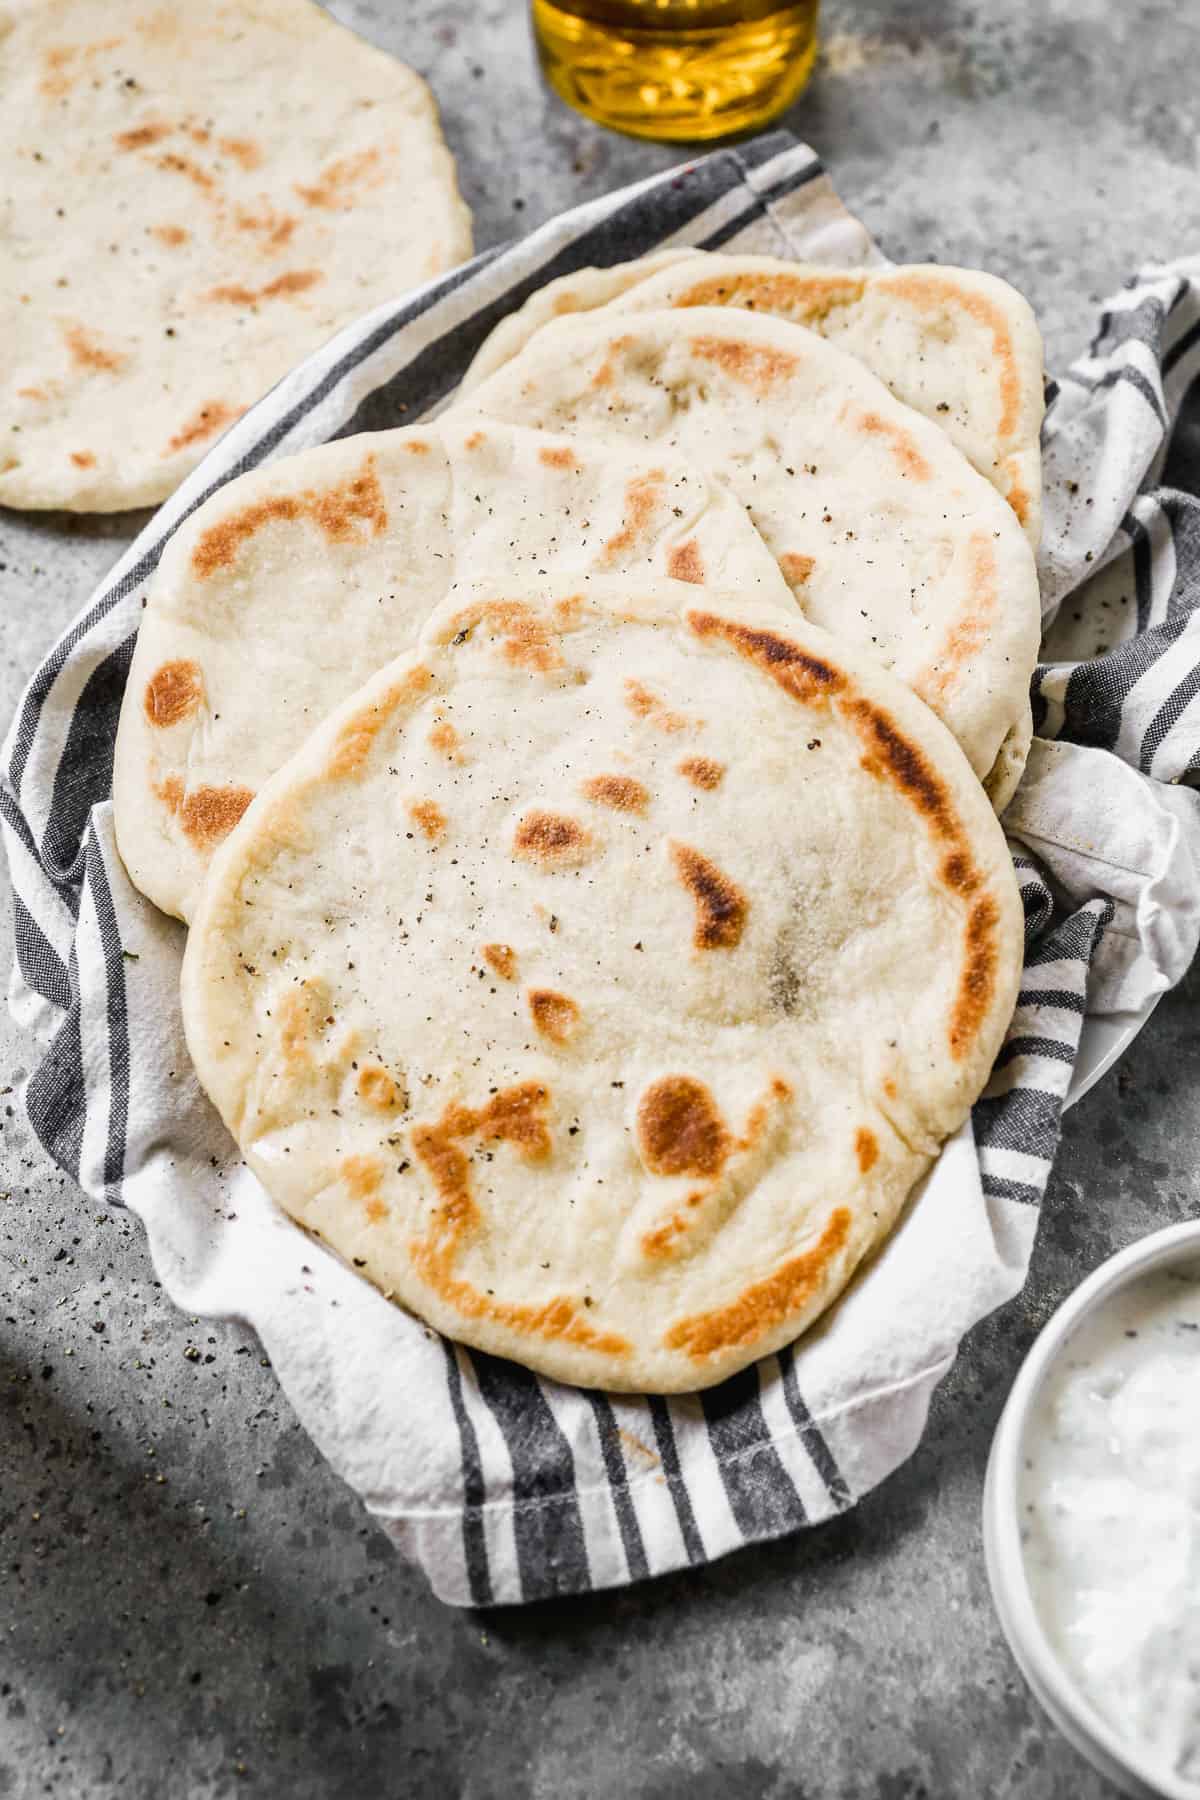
[{"x1": 5, "y1": 133, "x2": 1200, "y2": 1606}]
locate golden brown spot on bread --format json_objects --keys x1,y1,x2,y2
[
  {"x1": 429, "y1": 717, "x2": 465, "y2": 762},
  {"x1": 854, "y1": 1128, "x2": 879, "y2": 1174},
  {"x1": 881, "y1": 271, "x2": 1023, "y2": 439},
  {"x1": 40, "y1": 45, "x2": 77, "y2": 98},
  {"x1": 1004, "y1": 463, "x2": 1031, "y2": 526},
  {"x1": 883, "y1": 1077, "x2": 898, "y2": 1100},
  {"x1": 512, "y1": 810, "x2": 592, "y2": 868},
  {"x1": 940, "y1": 852, "x2": 979, "y2": 896},
  {"x1": 219, "y1": 135, "x2": 262, "y2": 170},
  {"x1": 409, "y1": 1083, "x2": 628, "y2": 1356},
  {"x1": 678, "y1": 756, "x2": 724, "y2": 791},
  {"x1": 639, "y1": 1076, "x2": 792, "y2": 1262},
  {"x1": 61, "y1": 322, "x2": 126, "y2": 374},
  {"x1": 157, "y1": 152, "x2": 216, "y2": 194},
  {"x1": 156, "y1": 776, "x2": 253, "y2": 848},
  {"x1": 114, "y1": 120, "x2": 172, "y2": 151},
  {"x1": 582, "y1": 773, "x2": 649, "y2": 815},
  {"x1": 342, "y1": 1154, "x2": 383, "y2": 1202},
  {"x1": 779, "y1": 553, "x2": 815, "y2": 587},
  {"x1": 637, "y1": 1075, "x2": 730, "y2": 1179},
  {"x1": 144, "y1": 659, "x2": 204, "y2": 728},
  {"x1": 150, "y1": 224, "x2": 188, "y2": 247},
  {"x1": 666, "y1": 539, "x2": 705, "y2": 585},
  {"x1": 277, "y1": 982, "x2": 328, "y2": 1070},
  {"x1": 163, "y1": 400, "x2": 240, "y2": 456},
  {"x1": 686, "y1": 611, "x2": 846, "y2": 707},
  {"x1": 325, "y1": 667, "x2": 434, "y2": 780},
  {"x1": 625, "y1": 678, "x2": 690, "y2": 734},
  {"x1": 842, "y1": 697, "x2": 956, "y2": 839},
  {"x1": 233, "y1": 204, "x2": 296, "y2": 249},
  {"x1": 602, "y1": 471, "x2": 665, "y2": 566},
  {"x1": 464, "y1": 600, "x2": 564, "y2": 674},
  {"x1": 17, "y1": 387, "x2": 47, "y2": 401},
  {"x1": 482, "y1": 943, "x2": 517, "y2": 981},
  {"x1": 664, "y1": 1207, "x2": 853, "y2": 1360},
  {"x1": 357, "y1": 1065, "x2": 405, "y2": 1111},
  {"x1": 553, "y1": 593, "x2": 585, "y2": 629},
  {"x1": 668, "y1": 842, "x2": 748, "y2": 950},
  {"x1": 950, "y1": 897, "x2": 1000, "y2": 1060},
  {"x1": 641, "y1": 1203, "x2": 707, "y2": 1261},
  {"x1": 408, "y1": 798, "x2": 446, "y2": 842},
  {"x1": 205, "y1": 269, "x2": 323, "y2": 306},
  {"x1": 859, "y1": 410, "x2": 932, "y2": 481},
  {"x1": 675, "y1": 269, "x2": 866, "y2": 325},
  {"x1": 538, "y1": 444, "x2": 577, "y2": 470},
  {"x1": 528, "y1": 989, "x2": 580, "y2": 1045},
  {"x1": 187, "y1": 124, "x2": 211, "y2": 145},
  {"x1": 916, "y1": 532, "x2": 997, "y2": 703},
  {"x1": 295, "y1": 147, "x2": 382, "y2": 209},
  {"x1": 69, "y1": 451, "x2": 95, "y2": 469},
  {"x1": 40, "y1": 35, "x2": 121, "y2": 99},
  {"x1": 464, "y1": 429, "x2": 486, "y2": 451},
  {"x1": 689, "y1": 334, "x2": 800, "y2": 395},
  {"x1": 192, "y1": 454, "x2": 387, "y2": 577},
  {"x1": 403, "y1": 439, "x2": 430, "y2": 455}
]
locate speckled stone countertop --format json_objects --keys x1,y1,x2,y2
[{"x1": 3, "y1": 2, "x2": 1199, "y2": 1795}]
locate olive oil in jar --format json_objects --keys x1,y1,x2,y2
[{"x1": 531, "y1": 0, "x2": 819, "y2": 143}]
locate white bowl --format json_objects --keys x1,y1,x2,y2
[{"x1": 984, "y1": 1220, "x2": 1200, "y2": 1800}]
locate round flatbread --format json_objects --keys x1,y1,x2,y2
[
  {"x1": 0, "y1": 0, "x2": 471, "y2": 511},
  {"x1": 460, "y1": 304, "x2": 1042, "y2": 807},
  {"x1": 182, "y1": 578, "x2": 1024, "y2": 1393},
  {"x1": 461, "y1": 252, "x2": 1045, "y2": 552},
  {"x1": 113, "y1": 419, "x2": 792, "y2": 922}
]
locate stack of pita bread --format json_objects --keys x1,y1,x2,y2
[{"x1": 113, "y1": 248, "x2": 1045, "y2": 1393}]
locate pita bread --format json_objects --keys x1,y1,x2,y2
[
  {"x1": 460, "y1": 247, "x2": 703, "y2": 391},
  {"x1": 181, "y1": 578, "x2": 1024, "y2": 1393},
  {"x1": 0, "y1": 0, "x2": 471, "y2": 512},
  {"x1": 462, "y1": 252, "x2": 1045, "y2": 551},
  {"x1": 460, "y1": 306, "x2": 1041, "y2": 804},
  {"x1": 112, "y1": 419, "x2": 792, "y2": 922}
]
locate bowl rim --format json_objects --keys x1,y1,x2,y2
[{"x1": 983, "y1": 1219, "x2": 1200, "y2": 1800}]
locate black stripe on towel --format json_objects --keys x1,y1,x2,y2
[
  {"x1": 980, "y1": 1175, "x2": 1044, "y2": 1206},
  {"x1": 701, "y1": 1365, "x2": 808, "y2": 1535},
  {"x1": 40, "y1": 637, "x2": 136, "y2": 892},
  {"x1": 24, "y1": 948, "x2": 87, "y2": 1184},
  {"x1": 12, "y1": 895, "x2": 72, "y2": 1016},
  {"x1": 1163, "y1": 312, "x2": 1200, "y2": 377},
  {"x1": 1139, "y1": 658, "x2": 1200, "y2": 775},
  {"x1": 470, "y1": 1352, "x2": 591, "y2": 1600},
  {"x1": 86, "y1": 843, "x2": 132, "y2": 1201},
  {"x1": 776, "y1": 1345, "x2": 851, "y2": 1510},
  {"x1": 1017, "y1": 987, "x2": 1086, "y2": 1015},
  {"x1": 583, "y1": 1393, "x2": 650, "y2": 1583},
  {"x1": 647, "y1": 1395, "x2": 706, "y2": 1563},
  {"x1": 972, "y1": 1086, "x2": 1064, "y2": 1161},
  {"x1": 991, "y1": 1035, "x2": 1077, "y2": 1072},
  {"x1": 441, "y1": 1341, "x2": 494, "y2": 1608}
]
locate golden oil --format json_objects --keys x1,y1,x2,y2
[{"x1": 531, "y1": 0, "x2": 819, "y2": 143}]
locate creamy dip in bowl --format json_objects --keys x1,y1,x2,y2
[{"x1": 985, "y1": 1222, "x2": 1200, "y2": 1800}]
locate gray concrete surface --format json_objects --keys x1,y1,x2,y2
[{"x1": 3, "y1": 1, "x2": 1199, "y2": 1794}]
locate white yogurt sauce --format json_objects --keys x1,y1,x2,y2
[{"x1": 1020, "y1": 1261, "x2": 1200, "y2": 1788}]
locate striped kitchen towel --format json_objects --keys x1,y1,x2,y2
[{"x1": 4, "y1": 132, "x2": 1200, "y2": 1606}]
